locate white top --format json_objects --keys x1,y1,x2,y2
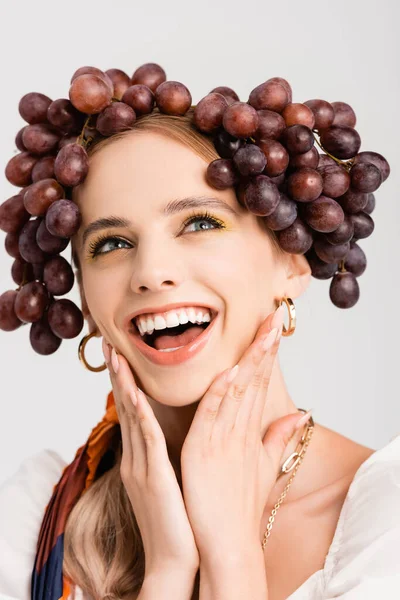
[{"x1": 0, "y1": 433, "x2": 399, "y2": 600}]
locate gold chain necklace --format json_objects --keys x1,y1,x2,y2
[{"x1": 261, "y1": 410, "x2": 315, "y2": 550}]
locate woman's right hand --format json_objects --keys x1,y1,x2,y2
[{"x1": 102, "y1": 339, "x2": 200, "y2": 578}]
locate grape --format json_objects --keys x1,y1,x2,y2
[
  {"x1": 54, "y1": 143, "x2": 89, "y2": 186},
  {"x1": 303, "y1": 196, "x2": 344, "y2": 232},
  {"x1": 96, "y1": 102, "x2": 136, "y2": 136},
  {"x1": 267, "y1": 77, "x2": 293, "y2": 103},
  {"x1": 209, "y1": 86, "x2": 240, "y2": 105},
  {"x1": 155, "y1": 81, "x2": 192, "y2": 116},
  {"x1": 69, "y1": 74, "x2": 113, "y2": 114},
  {"x1": 281, "y1": 103, "x2": 315, "y2": 129},
  {"x1": 289, "y1": 146, "x2": 319, "y2": 170},
  {"x1": 314, "y1": 237, "x2": 350, "y2": 262},
  {"x1": 19, "y1": 92, "x2": 52, "y2": 124},
  {"x1": 14, "y1": 281, "x2": 49, "y2": 322},
  {"x1": 0, "y1": 194, "x2": 30, "y2": 233},
  {"x1": 23, "y1": 178, "x2": 65, "y2": 216},
  {"x1": 213, "y1": 129, "x2": 244, "y2": 158},
  {"x1": 222, "y1": 102, "x2": 259, "y2": 138},
  {"x1": 47, "y1": 99, "x2": 84, "y2": 133},
  {"x1": 349, "y1": 212, "x2": 374, "y2": 239},
  {"x1": 193, "y1": 93, "x2": 228, "y2": 133},
  {"x1": 30, "y1": 314, "x2": 62, "y2": 355},
  {"x1": 263, "y1": 193, "x2": 298, "y2": 230},
  {"x1": 353, "y1": 151, "x2": 390, "y2": 182},
  {"x1": 258, "y1": 139, "x2": 289, "y2": 177},
  {"x1": 206, "y1": 159, "x2": 238, "y2": 189},
  {"x1": 0, "y1": 290, "x2": 23, "y2": 331},
  {"x1": 318, "y1": 153, "x2": 337, "y2": 169},
  {"x1": 303, "y1": 99, "x2": 335, "y2": 130},
  {"x1": 105, "y1": 68, "x2": 131, "y2": 100},
  {"x1": 305, "y1": 248, "x2": 338, "y2": 279},
  {"x1": 122, "y1": 85, "x2": 155, "y2": 116},
  {"x1": 70, "y1": 66, "x2": 113, "y2": 93},
  {"x1": 287, "y1": 167, "x2": 323, "y2": 202},
  {"x1": 21, "y1": 124, "x2": 60, "y2": 156},
  {"x1": 46, "y1": 199, "x2": 81, "y2": 238},
  {"x1": 36, "y1": 219, "x2": 69, "y2": 254},
  {"x1": 31, "y1": 155, "x2": 56, "y2": 182},
  {"x1": 5, "y1": 231, "x2": 21, "y2": 258},
  {"x1": 268, "y1": 173, "x2": 286, "y2": 188},
  {"x1": 43, "y1": 255, "x2": 74, "y2": 295},
  {"x1": 331, "y1": 102, "x2": 356, "y2": 127},
  {"x1": 350, "y1": 162, "x2": 382, "y2": 193},
  {"x1": 343, "y1": 241, "x2": 366, "y2": 276},
  {"x1": 364, "y1": 193, "x2": 375, "y2": 215},
  {"x1": 280, "y1": 125, "x2": 314, "y2": 155},
  {"x1": 11, "y1": 258, "x2": 34, "y2": 285},
  {"x1": 58, "y1": 135, "x2": 79, "y2": 150},
  {"x1": 243, "y1": 175, "x2": 280, "y2": 216},
  {"x1": 131, "y1": 63, "x2": 166, "y2": 93},
  {"x1": 5, "y1": 152, "x2": 38, "y2": 186},
  {"x1": 19, "y1": 218, "x2": 48, "y2": 263},
  {"x1": 254, "y1": 109, "x2": 286, "y2": 142},
  {"x1": 323, "y1": 214, "x2": 354, "y2": 245},
  {"x1": 320, "y1": 125, "x2": 361, "y2": 159},
  {"x1": 276, "y1": 217, "x2": 313, "y2": 254},
  {"x1": 318, "y1": 164, "x2": 351, "y2": 198},
  {"x1": 248, "y1": 80, "x2": 290, "y2": 113},
  {"x1": 233, "y1": 144, "x2": 266, "y2": 176},
  {"x1": 47, "y1": 298, "x2": 84, "y2": 338},
  {"x1": 337, "y1": 188, "x2": 368, "y2": 213},
  {"x1": 15, "y1": 127, "x2": 28, "y2": 151},
  {"x1": 329, "y1": 271, "x2": 359, "y2": 308}
]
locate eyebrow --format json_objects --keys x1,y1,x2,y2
[{"x1": 81, "y1": 195, "x2": 239, "y2": 246}]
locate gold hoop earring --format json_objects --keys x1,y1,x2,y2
[
  {"x1": 78, "y1": 331, "x2": 107, "y2": 372},
  {"x1": 275, "y1": 297, "x2": 296, "y2": 336}
]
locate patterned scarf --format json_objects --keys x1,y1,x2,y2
[{"x1": 31, "y1": 389, "x2": 119, "y2": 599}]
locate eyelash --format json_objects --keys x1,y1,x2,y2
[{"x1": 87, "y1": 211, "x2": 226, "y2": 258}]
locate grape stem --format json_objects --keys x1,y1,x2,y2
[
  {"x1": 312, "y1": 131, "x2": 355, "y2": 172},
  {"x1": 77, "y1": 115, "x2": 93, "y2": 148},
  {"x1": 338, "y1": 260, "x2": 346, "y2": 272}
]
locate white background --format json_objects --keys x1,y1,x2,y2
[{"x1": 0, "y1": 0, "x2": 399, "y2": 484}]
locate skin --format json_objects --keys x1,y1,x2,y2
[{"x1": 72, "y1": 131, "x2": 375, "y2": 597}]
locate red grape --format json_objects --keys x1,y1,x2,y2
[
  {"x1": 96, "y1": 102, "x2": 136, "y2": 136},
  {"x1": 364, "y1": 193, "x2": 375, "y2": 215},
  {"x1": 305, "y1": 248, "x2": 338, "y2": 279},
  {"x1": 155, "y1": 81, "x2": 192, "y2": 116},
  {"x1": 206, "y1": 159, "x2": 238, "y2": 189},
  {"x1": 48, "y1": 298, "x2": 84, "y2": 338},
  {"x1": 0, "y1": 194, "x2": 30, "y2": 233},
  {"x1": 54, "y1": 143, "x2": 89, "y2": 187},
  {"x1": 5, "y1": 152, "x2": 38, "y2": 186},
  {"x1": 122, "y1": 85, "x2": 155, "y2": 116},
  {"x1": 314, "y1": 238, "x2": 350, "y2": 262},
  {"x1": 318, "y1": 164, "x2": 351, "y2": 198},
  {"x1": 105, "y1": 68, "x2": 131, "y2": 100},
  {"x1": 280, "y1": 125, "x2": 314, "y2": 155},
  {"x1": 329, "y1": 271, "x2": 359, "y2": 308},
  {"x1": 23, "y1": 178, "x2": 65, "y2": 216},
  {"x1": 233, "y1": 144, "x2": 266, "y2": 176},
  {"x1": 30, "y1": 314, "x2": 62, "y2": 355},
  {"x1": 248, "y1": 80, "x2": 290, "y2": 113},
  {"x1": 19, "y1": 218, "x2": 48, "y2": 263},
  {"x1": 258, "y1": 139, "x2": 289, "y2": 177},
  {"x1": 263, "y1": 193, "x2": 298, "y2": 230},
  {"x1": 243, "y1": 175, "x2": 280, "y2": 216},
  {"x1": 343, "y1": 241, "x2": 366, "y2": 277},
  {"x1": 131, "y1": 63, "x2": 166, "y2": 93},
  {"x1": 45, "y1": 199, "x2": 81, "y2": 237},
  {"x1": 303, "y1": 196, "x2": 344, "y2": 232},
  {"x1": 0, "y1": 290, "x2": 23, "y2": 331},
  {"x1": 323, "y1": 215, "x2": 354, "y2": 245},
  {"x1": 222, "y1": 102, "x2": 259, "y2": 138},
  {"x1": 320, "y1": 125, "x2": 361, "y2": 159},
  {"x1": 281, "y1": 103, "x2": 315, "y2": 129},
  {"x1": 350, "y1": 162, "x2": 382, "y2": 193},
  {"x1": 14, "y1": 281, "x2": 49, "y2": 322},
  {"x1": 254, "y1": 109, "x2": 286, "y2": 141},
  {"x1": 15, "y1": 127, "x2": 28, "y2": 151},
  {"x1": 209, "y1": 86, "x2": 240, "y2": 105},
  {"x1": 276, "y1": 217, "x2": 313, "y2": 254},
  {"x1": 353, "y1": 151, "x2": 390, "y2": 183},
  {"x1": 71, "y1": 66, "x2": 113, "y2": 93},
  {"x1": 287, "y1": 167, "x2": 323, "y2": 202},
  {"x1": 304, "y1": 99, "x2": 335, "y2": 130},
  {"x1": 289, "y1": 146, "x2": 319, "y2": 170},
  {"x1": 349, "y1": 212, "x2": 374, "y2": 239},
  {"x1": 69, "y1": 74, "x2": 113, "y2": 114},
  {"x1": 193, "y1": 93, "x2": 228, "y2": 133},
  {"x1": 43, "y1": 255, "x2": 74, "y2": 295},
  {"x1": 5, "y1": 231, "x2": 21, "y2": 258},
  {"x1": 213, "y1": 129, "x2": 244, "y2": 158},
  {"x1": 31, "y1": 155, "x2": 56, "y2": 182},
  {"x1": 47, "y1": 98, "x2": 84, "y2": 133},
  {"x1": 19, "y1": 92, "x2": 52, "y2": 124},
  {"x1": 337, "y1": 189, "x2": 368, "y2": 214},
  {"x1": 331, "y1": 102, "x2": 356, "y2": 127},
  {"x1": 36, "y1": 219, "x2": 70, "y2": 254}
]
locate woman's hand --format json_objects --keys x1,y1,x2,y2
[
  {"x1": 102, "y1": 340, "x2": 200, "y2": 576},
  {"x1": 180, "y1": 306, "x2": 311, "y2": 560}
]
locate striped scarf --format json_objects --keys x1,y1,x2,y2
[{"x1": 31, "y1": 390, "x2": 119, "y2": 599}]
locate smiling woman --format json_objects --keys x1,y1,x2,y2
[{"x1": 0, "y1": 62, "x2": 398, "y2": 600}]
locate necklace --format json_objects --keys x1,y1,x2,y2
[{"x1": 261, "y1": 410, "x2": 315, "y2": 550}]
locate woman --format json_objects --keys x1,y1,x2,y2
[{"x1": 0, "y1": 63, "x2": 398, "y2": 600}]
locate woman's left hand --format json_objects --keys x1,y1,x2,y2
[{"x1": 180, "y1": 307, "x2": 311, "y2": 559}]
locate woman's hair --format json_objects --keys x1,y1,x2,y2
[{"x1": 64, "y1": 109, "x2": 282, "y2": 599}]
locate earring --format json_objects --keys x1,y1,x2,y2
[
  {"x1": 78, "y1": 331, "x2": 107, "y2": 372},
  {"x1": 275, "y1": 297, "x2": 296, "y2": 336}
]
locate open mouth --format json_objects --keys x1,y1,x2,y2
[{"x1": 131, "y1": 310, "x2": 217, "y2": 353}]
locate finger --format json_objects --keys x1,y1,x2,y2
[
  {"x1": 237, "y1": 323, "x2": 283, "y2": 434},
  {"x1": 215, "y1": 325, "x2": 280, "y2": 434}
]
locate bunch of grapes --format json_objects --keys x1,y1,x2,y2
[{"x1": 0, "y1": 63, "x2": 391, "y2": 355}]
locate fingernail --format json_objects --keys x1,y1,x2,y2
[
  {"x1": 225, "y1": 364, "x2": 239, "y2": 383},
  {"x1": 111, "y1": 347, "x2": 119, "y2": 374},
  {"x1": 260, "y1": 328, "x2": 278, "y2": 352},
  {"x1": 294, "y1": 408, "x2": 314, "y2": 431},
  {"x1": 102, "y1": 337, "x2": 111, "y2": 364},
  {"x1": 271, "y1": 305, "x2": 285, "y2": 330}
]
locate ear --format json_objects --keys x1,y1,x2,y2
[
  {"x1": 282, "y1": 253, "x2": 312, "y2": 300},
  {"x1": 77, "y1": 274, "x2": 98, "y2": 336}
]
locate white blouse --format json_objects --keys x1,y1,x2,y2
[{"x1": 0, "y1": 432, "x2": 399, "y2": 600}]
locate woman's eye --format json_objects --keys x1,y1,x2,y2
[
  {"x1": 89, "y1": 237, "x2": 131, "y2": 257},
  {"x1": 183, "y1": 214, "x2": 225, "y2": 234}
]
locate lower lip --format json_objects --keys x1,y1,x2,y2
[{"x1": 128, "y1": 314, "x2": 219, "y2": 366}]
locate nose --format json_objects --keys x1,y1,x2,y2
[{"x1": 129, "y1": 236, "x2": 185, "y2": 294}]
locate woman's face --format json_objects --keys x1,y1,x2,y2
[{"x1": 73, "y1": 131, "x2": 287, "y2": 405}]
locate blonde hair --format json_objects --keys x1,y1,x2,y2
[{"x1": 65, "y1": 108, "x2": 281, "y2": 599}]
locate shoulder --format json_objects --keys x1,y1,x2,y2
[
  {"x1": 323, "y1": 432, "x2": 400, "y2": 598},
  {"x1": 0, "y1": 449, "x2": 67, "y2": 599}
]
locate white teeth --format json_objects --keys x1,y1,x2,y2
[
  {"x1": 158, "y1": 346, "x2": 185, "y2": 352},
  {"x1": 135, "y1": 307, "x2": 213, "y2": 337}
]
